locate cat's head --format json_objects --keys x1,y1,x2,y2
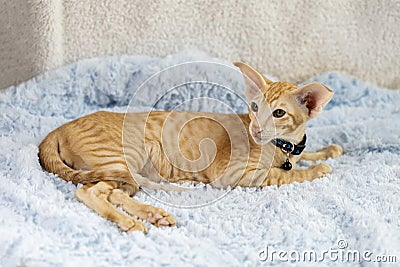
[{"x1": 234, "y1": 62, "x2": 333, "y2": 145}]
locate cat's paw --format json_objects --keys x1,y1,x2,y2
[
  {"x1": 119, "y1": 218, "x2": 148, "y2": 234},
  {"x1": 320, "y1": 144, "x2": 343, "y2": 159},
  {"x1": 145, "y1": 207, "x2": 176, "y2": 227},
  {"x1": 311, "y1": 163, "x2": 332, "y2": 177}
]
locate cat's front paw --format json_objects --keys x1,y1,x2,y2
[
  {"x1": 311, "y1": 163, "x2": 332, "y2": 177},
  {"x1": 320, "y1": 144, "x2": 343, "y2": 159}
]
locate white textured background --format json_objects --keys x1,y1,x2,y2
[
  {"x1": 0, "y1": 52, "x2": 399, "y2": 266},
  {"x1": 1, "y1": 0, "x2": 400, "y2": 89}
]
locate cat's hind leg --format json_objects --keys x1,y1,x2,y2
[
  {"x1": 75, "y1": 181, "x2": 147, "y2": 233},
  {"x1": 300, "y1": 144, "x2": 343, "y2": 162},
  {"x1": 108, "y1": 188, "x2": 176, "y2": 227}
]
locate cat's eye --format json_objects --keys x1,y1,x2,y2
[
  {"x1": 251, "y1": 102, "x2": 258, "y2": 112},
  {"x1": 273, "y1": 109, "x2": 286, "y2": 118}
]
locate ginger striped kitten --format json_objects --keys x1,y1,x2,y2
[{"x1": 38, "y1": 62, "x2": 343, "y2": 233}]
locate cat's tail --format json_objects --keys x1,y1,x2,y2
[
  {"x1": 38, "y1": 129, "x2": 135, "y2": 185},
  {"x1": 38, "y1": 129, "x2": 185, "y2": 192}
]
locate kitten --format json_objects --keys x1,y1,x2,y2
[{"x1": 38, "y1": 62, "x2": 343, "y2": 233}]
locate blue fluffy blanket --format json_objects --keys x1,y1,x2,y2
[{"x1": 0, "y1": 51, "x2": 399, "y2": 266}]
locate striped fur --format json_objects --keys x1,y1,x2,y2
[{"x1": 38, "y1": 62, "x2": 343, "y2": 233}]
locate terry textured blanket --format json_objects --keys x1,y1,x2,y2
[{"x1": 0, "y1": 52, "x2": 399, "y2": 266}]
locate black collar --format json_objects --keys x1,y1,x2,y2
[{"x1": 271, "y1": 134, "x2": 307, "y2": 156}]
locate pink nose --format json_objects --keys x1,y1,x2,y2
[{"x1": 252, "y1": 127, "x2": 262, "y2": 137}]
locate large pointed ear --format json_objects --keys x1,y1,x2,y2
[
  {"x1": 294, "y1": 82, "x2": 333, "y2": 118},
  {"x1": 233, "y1": 62, "x2": 270, "y2": 100}
]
